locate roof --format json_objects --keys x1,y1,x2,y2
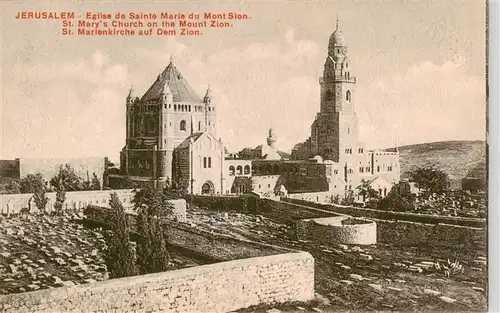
[
  {"x1": 175, "y1": 132, "x2": 205, "y2": 149},
  {"x1": 141, "y1": 62, "x2": 202, "y2": 103}
]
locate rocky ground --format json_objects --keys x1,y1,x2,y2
[
  {"x1": 0, "y1": 208, "x2": 488, "y2": 312},
  {"x1": 0, "y1": 213, "x2": 200, "y2": 295},
  {"x1": 188, "y1": 208, "x2": 488, "y2": 312}
]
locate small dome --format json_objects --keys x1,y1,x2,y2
[
  {"x1": 309, "y1": 155, "x2": 323, "y2": 163},
  {"x1": 329, "y1": 29, "x2": 345, "y2": 47}
]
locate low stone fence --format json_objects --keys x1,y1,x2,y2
[
  {"x1": 190, "y1": 195, "x2": 486, "y2": 254},
  {"x1": 282, "y1": 197, "x2": 486, "y2": 228},
  {"x1": 376, "y1": 219, "x2": 487, "y2": 258},
  {"x1": 0, "y1": 190, "x2": 186, "y2": 222},
  {"x1": 297, "y1": 217, "x2": 377, "y2": 245},
  {"x1": 84, "y1": 205, "x2": 289, "y2": 261},
  {"x1": 189, "y1": 195, "x2": 344, "y2": 224},
  {"x1": 0, "y1": 252, "x2": 315, "y2": 313},
  {"x1": 0, "y1": 189, "x2": 134, "y2": 215}
]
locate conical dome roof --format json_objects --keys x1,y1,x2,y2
[{"x1": 141, "y1": 61, "x2": 201, "y2": 102}]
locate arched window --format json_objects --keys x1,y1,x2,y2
[
  {"x1": 236, "y1": 165, "x2": 243, "y2": 175},
  {"x1": 377, "y1": 165, "x2": 380, "y2": 172},
  {"x1": 180, "y1": 120, "x2": 186, "y2": 131},
  {"x1": 244, "y1": 165, "x2": 250, "y2": 175},
  {"x1": 208, "y1": 157, "x2": 212, "y2": 168},
  {"x1": 198, "y1": 121, "x2": 202, "y2": 131},
  {"x1": 346, "y1": 90, "x2": 351, "y2": 102}
]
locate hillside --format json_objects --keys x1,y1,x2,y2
[{"x1": 395, "y1": 140, "x2": 487, "y2": 182}]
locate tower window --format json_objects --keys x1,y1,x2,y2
[
  {"x1": 208, "y1": 157, "x2": 212, "y2": 168},
  {"x1": 180, "y1": 120, "x2": 186, "y2": 131},
  {"x1": 198, "y1": 121, "x2": 201, "y2": 131},
  {"x1": 346, "y1": 90, "x2": 352, "y2": 102},
  {"x1": 203, "y1": 157, "x2": 207, "y2": 168}
]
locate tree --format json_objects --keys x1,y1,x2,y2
[
  {"x1": 163, "y1": 178, "x2": 187, "y2": 199},
  {"x1": 20, "y1": 173, "x2": 48, "y2": 212},
  {"x1": 132, "y1": 185, "x2": 173, "y2": 274},
  {"x1": 357, "y1": 180, "x2": 381, "y2": 203},
  {"x1": 50, "y1": 164, "x2": 85, "y2": 192},
  {"x1": 91, "y1": 173, "x2": 101, "y2": 190},
  {"x1": 103, "y1": 193, "x2": 137, "y2": 278},
  {"x1": 378, "y1": 181, "x2": 416, "y2": 212},
  {"x1": 410, "y1": 166, "x2": 448, "y2": 198}
]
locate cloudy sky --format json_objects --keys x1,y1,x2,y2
[{"x1": 0, "y1": 1, "x2": 487, "y2": 161}]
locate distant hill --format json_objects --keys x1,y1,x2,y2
[{"x1": 395, "y1": 140, "x2": 487, "y2": 183}]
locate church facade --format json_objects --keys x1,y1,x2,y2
[{"x1": 116, "y1": 61, "x2": 221, "y2": 193}]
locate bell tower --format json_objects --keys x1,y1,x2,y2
[{"x1": 313, "y1": 18, "x2": 359, "y2": 162}]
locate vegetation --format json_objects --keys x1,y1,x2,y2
[
  {"x1": 410, "y1": 166, "x2": 449, "y2": 198},
  {"x1": 49, "y1": 164, "x2": 85, "y2": 192},
  {"x1": 103, "y1": 193, "x2": 138, "y2": 278},
  {"x1": 20, "y1": 173, "x2": 48, "y2": 212},
  {"x1": 378, "y1": 181, "x2": 416, "y2": 212},
  {"x1": 433, "y1": 259, "x2": 464, "y2": 278},
  {"x1": 357, "y1": 180, "x2": 381, "y2": 207},
  {"x1": 0, "y1": 179, "x2": 21, "y2": 194},
  {"x1": 132, "y1": 185, "x2": 174, "y2": 274},
  {"x1": 340, "y1": 190, "x2": 355, "y2": 206},
  {"x1": 90, "y1": 173, "x2": 101, "y2": 190}
]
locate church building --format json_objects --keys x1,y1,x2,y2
[{"x1": 114, "y1": 60, "x2": 224, "y2": 194}]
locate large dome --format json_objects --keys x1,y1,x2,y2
[{"x1": 329, "y1": 29, "x2": 345, "y2": 47}]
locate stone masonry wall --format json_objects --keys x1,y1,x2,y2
[
  {"x1": 296, "y1": 217, "x2": 377, "y2": 245},
  {"x1": 376, "y1": 219, "x2": 487, "y2": 258},
  {"x1": 190, "y1": 195, "x2": 486, "y2": 254},
  {"x1": 282, "y1": 197, "x2": 486, "y2": 228},
  {"x1": 0, "y1": 252, "x2": 315, "y2": 313},
  {"x1": 84, "y1": 205, "x2": 290, "y2": 262},
  {"x1": 189, "y1": 195, "x2": 344, "y2": 224},
  {"x1": 0, "y1": 190, "x2": 187, "y2": 222}
]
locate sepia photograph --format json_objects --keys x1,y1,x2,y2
[{"x1": 0, "y1": 1, "x2": 490, "y2": 312}]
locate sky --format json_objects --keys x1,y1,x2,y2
[{"x1": 0, "y1": 1, "x2": 487, "y2": 161}]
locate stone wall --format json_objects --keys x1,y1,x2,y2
[
  {"x1": 376, "y1": 219, "x2": 487, "y2": 258},
  {"x1": 0, "y1": 190, "x2": 187, "y2": 222},
  {"x1": 297, "y1": 217, "x2": 377, "y2": 245},
  {"x1": 0, "y1": 252, "x2": 315, "y2": 313},
  {"x1": 282, "y1": 197, "x2": 486, "y2": 228},
  {"x1": 189, "y1": 195, "x2": 344, "y2": 224},
  {"x1": 190, "y1": 195, "x2": 486, "y2": 254},
  {"x1": 84, "y1": 205, "x2": 290, "y2": 261}
]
